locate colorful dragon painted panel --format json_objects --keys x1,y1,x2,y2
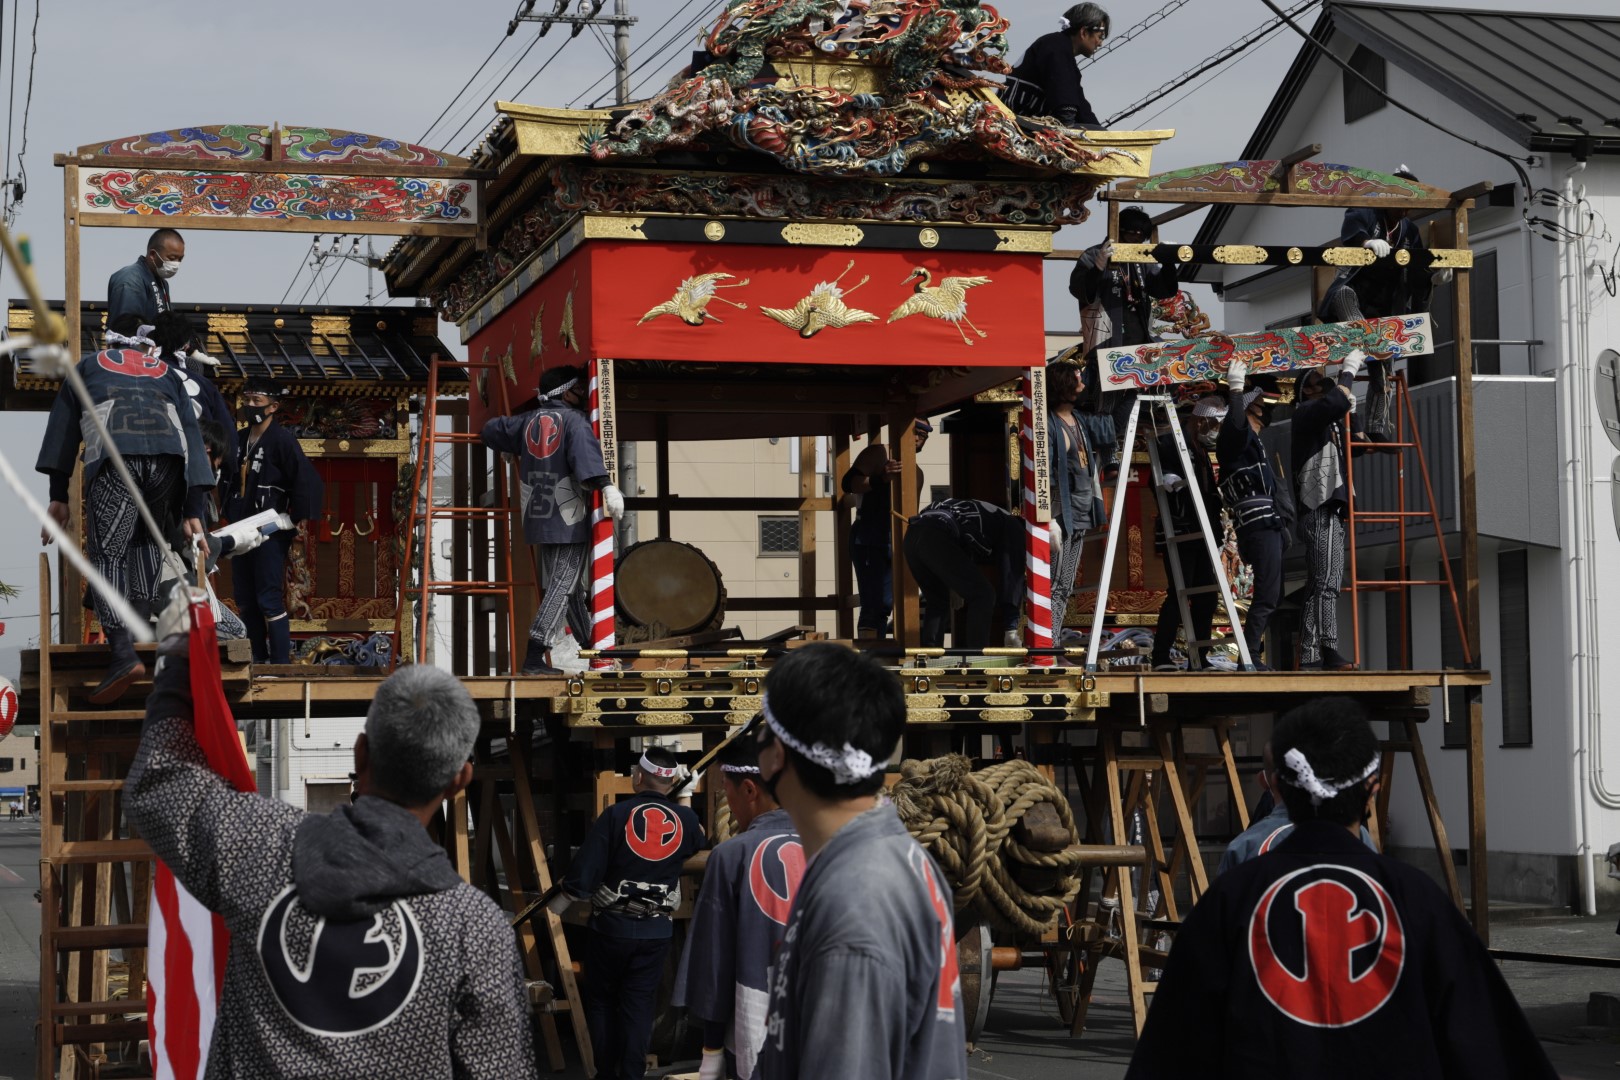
[
  {"x1": 278, "y1": 127, "x2": 460, "y2": 167},
  {"x1": 1099, "y1": 313, "x2": 1433, "y2": 390},
  {"x1": 1130, "y1": 160, "x2": 1430, "y2": 199},
  {"x1": 87, "y1": 125, "x2": 272, "y2": 160},
  {"x1": 81, "y1": 125, "x2": 465, "y2": 167},
  {"x1": 80, "y1": 169, "x2": 476, "y2": 224}
]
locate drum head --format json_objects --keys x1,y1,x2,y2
[{"x1": 616, "y1": 539, "x2": 724, "y2": 635}]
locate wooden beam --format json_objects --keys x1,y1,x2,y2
[
  {"x1": 76, "y1": 212, "x2": 480, "y2": 240},
  {"x1": 832, "y1": 431, "x2": 855, "y2": 640},
  {"x1": 53, "y1": 152, "x2": 493, "y2": 181},
  {"x1": 624, "y1": 497, "x2": 833, "y2": 513},
  {"x1": 798, "y1": 436, "x2": 817, "y2": 627},
  {"x1": 61, "y1": 165, "x2": 83, "y2": 647},
  {"x1": 891, "y1": 408, "x2": 921, "y2": 645},
  {"x1": 654, "y1": 414, "x2": 671, "y2": 539},
  {"x1": 1148, "y1": 203, "x2": 1206, "y2": 228},
  {"x1": 1450, "y1": 180, "x2": 1494, "y2": 204},
  {"x1": 1269, "y1": 143, "x2": 1323, "y2": 188},
  {"x1": 1099, "y1": 191, "x2": 1472, "y2": 211},
  {"x1": 1452, "y1": 204, "x2": 1489, "y2": 941}
]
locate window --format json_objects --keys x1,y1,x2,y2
[
  {"x1": 0, "y1": 759, "x2": 11, "y2": 773},
  {"x1": 1498, "y1": 550, "x2": 1533, "y2": 746},
  {"x1": 1414, "y1": 250, "x2": 1500, "y2": 384},
  {"x1": 758, "y1": 515, "x2": 801, "y2": 557},
  {"x1": 1343, "y1": 46, "x2": 1387, "y2": 124},
  {"x1": 1441, "y1": 556, "x2": 1468, "y2": 748},
  {"x1": 1384, "y1": 566, "x2": 1412, "y2": 670}
]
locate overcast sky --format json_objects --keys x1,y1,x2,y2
[{"x1": 0, "y1": 0, "x2": 1610, "y2": 659}]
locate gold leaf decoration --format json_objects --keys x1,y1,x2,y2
[
  {"x1": 758, "y1": 261, "x2": 878, "y2": 338},
  {"x1": 638, "y1": 272, "x2": 751, "y2": 327},
  {"x1": 886, "y1": 267, "x2": 990, "y2": 346}
]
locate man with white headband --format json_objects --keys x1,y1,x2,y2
[
  {"x1": 561, "y1": 744, "x2": 703, "y2": 1080},
  {"x1": 1129, "y1": 697, "x2": 1556, "y2": 1079},
  {"x1": 1002, "y1": 3, "x2": 1109, "y2": 127},
  {"x1": 753, "y1": 643, "x2": 966, "y2": 1080},
  {"x1": 481, "y1": 363, "x2": 625, "y2": 674},
  {"x1": 680, "y1": 737, "x2": 803, "y2": 1080}
]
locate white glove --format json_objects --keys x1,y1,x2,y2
[
  {"x1": 698, "y1": 1048, "x2": 727, "y2": 1080},
  {"x1": 1432, "y1": 266, "x2": 1454, "y2": 286},
  {"x1": 1049, "y1": 519, "x2": 1063, "y2": 558},
  {"x1": 1095, "y1": 242, "x2": 1113, "y2": 270},
  {"x1": 1341, "y1": 348, "x2": 1367, "y2": 381},
  {"x1": 545, "y1": 889, "x2": 579, "y2": 917},
  {"x1": 601, "y1": 484, "x2": 625, "y2": 521},
  {"x1": 1363, "y1": 238, "x2": 1391, "y2": 259},
  {"x1": 1225, "y1": 358, "x2": 1249, "y2": 393},
  {"x1": 1346, "y1": 388, "x2": 1358, "y2": 414},
  {"x1": 1161, "y1": 473, "x2": 1187, "y2": 493}
]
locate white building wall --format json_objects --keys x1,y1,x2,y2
[{"x1": 1204, "y1": 38, "x2": 1620, "y2": 906}]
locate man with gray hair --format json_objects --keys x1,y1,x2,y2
[{"x1": 126, "y1": 603, "x2": 537, "y2": 1078}]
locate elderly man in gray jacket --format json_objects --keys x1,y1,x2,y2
[{"x1": 126, "y1": 605, "x2": 537, "y2": 1078}]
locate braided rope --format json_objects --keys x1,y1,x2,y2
[{"x1": 893, "y1": 755, "x2": 1084, "y2": 937}]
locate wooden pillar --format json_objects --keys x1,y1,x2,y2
[
  {"x1": 890, "y1": 406, "x2": 921, "y2": 645},
  {"x1": 832, "y1": 427, "x2": 854, "y2": 639},
  {"x1": 62, "y1": 164, "x2": 83, "y2": 644},
  {"x1": 1451, "y1": 204, "x2": 1488, "y2": 939},
  {"x1": 797, "y1": 436, "x2": 817, "y2": 627},
  {"x1": 655, "y1": 414, "x2": 671, "y2": 539},
  {"x1": 452, "y1": 405, "x2": 471, "y2": 676}
]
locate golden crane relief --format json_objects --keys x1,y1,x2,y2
[
  {"x1": 560, "y1": 274, "x2": 579, "y2": 352},
  {"x1": 759, "y1": 260, "x2": 879, "y2": 338},
  {"x1": 530, "y1": 301, "x2": 546, "y2": 361},
  {"x1": 499, "y1": 340, "x2": 517, "y2": 384},
  {"x1": 638, "y1": 272, "x2": 752, "y2": 326},
  {"x1": 886, "y1": 267, "x2": 991, "y2": 345}
]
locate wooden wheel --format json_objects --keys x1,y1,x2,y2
[{"x1": 956, "y1": 918, "x2": 994, "y2": 1046}]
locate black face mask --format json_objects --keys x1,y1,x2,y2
[{"x1": 244, "y1": 406, "x2": 269, "y2": 426}]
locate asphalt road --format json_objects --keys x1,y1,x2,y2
[
  {"x1": 0, "y1": 819, "x2": 40, "y2": 1080},
  {"x1": 5, "y1": 813, "x2": 1619, "y2": 1079}
]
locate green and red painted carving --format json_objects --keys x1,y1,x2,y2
[
  {"x1": 81, "y1": 169, "x2": 475, "y2": 224},
  {"x1": 1131, "y1": 160, "x2": 1429, "y2": 200},
  {"x1": 1100, "y1": 312, "x2": 1433, "y2": 390},
  {"x1": 82, "y1": 125, "x2": 465, "y2": 167}
]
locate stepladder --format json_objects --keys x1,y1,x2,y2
[{"x1": 1084, "y1": 393, "x2": 1252, "y2": 672}]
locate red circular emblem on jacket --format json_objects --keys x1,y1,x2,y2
[
  {"x1": 0, "y1": 679, "x2": 17, "y2": 738},
  {"x1": 96, "y1": 348, "x2": 169, "y2": 379},
  {"x1": 747, "y1": 835, "x2": 805, "y2": 926},
  {"x1": 625, "y1": 805, "x2": 682, "y2": 861},
  {"x1": 1248, "y1": 863, "x2": 1406, "y2": 1028},
  {"x1": 525, "y1": 414, "x2": 563, "y2": 460}
]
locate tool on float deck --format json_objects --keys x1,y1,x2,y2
[{"x1": 1082, "y1": 392, "x2": 1252, "y2": 672}]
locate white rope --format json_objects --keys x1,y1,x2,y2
[
  {"x1": 762, "y1": 693, "x2": 882, "y2": 785},
  {"x1": 0, "y1": 449, "x2": 151, "y2": 641},
  {"x1": 1281, "y1": 747, "x2": 1380, "y2": 806}
]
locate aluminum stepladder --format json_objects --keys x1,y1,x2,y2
[{"x1": 1082, "y1": 392, "x2": 1252, "y2": 672}]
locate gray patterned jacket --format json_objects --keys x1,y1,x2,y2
[{"x1": 126, "y1": 656, "x2": 537, "y2": 1079}]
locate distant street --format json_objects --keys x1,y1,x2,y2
[{"x1": 0, "y1": 818, "x2": 40, "y2": 1080}]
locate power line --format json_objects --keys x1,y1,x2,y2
[
  {"x1": 1085, "y1": 0, "x2": 1195, "y2": 65},
  {"x1": 494, "y1": 38, "x2": 579, "y2": 136},
  {"x1": 1105, "y1": 0, "x2": 1318, "y2": 127},
  {"x1": 418, "y1": 34, "x2": 513, "y2": 147},
  {"x1": 7, "y1": 0, "x2": 36, "y2": 228},
  {"x1": 440, "y1": 28, "x2": 550, "y2": 154},
  {"x1": 622, "y1": 0, "x2": 724, "y2": 103},
  {"x1": 567, "y1": 0, "x2": 708, "y2": 107},
  {"x1": 1254, "y1": 0, "x2": 1532, "y2": 191}
]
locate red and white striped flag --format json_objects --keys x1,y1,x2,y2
[{"x1": 147, "y1": 599, "x2": 255, "y2": 1079}]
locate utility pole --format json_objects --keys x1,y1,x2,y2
[{"x1": 508, "y1": 0, "x2": 640, "y2": 545}]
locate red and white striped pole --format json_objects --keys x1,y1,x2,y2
[
  {"x1": 1022, "y1": 367, "x2": 1054, "y2": 666},
  {"x1": 588, "y1": 358, "x2": 617, "y2": 666}
]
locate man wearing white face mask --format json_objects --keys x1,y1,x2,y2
[{"x1": 108, "y1": 227, "x2": 184, "y2": 328}]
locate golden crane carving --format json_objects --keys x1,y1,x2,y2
[
  {"x1": 886, "y1": 267, "x2": 991, "y2": 345},
  {"x1": 638, "y1": 272, "x2": 752, "y2": 326},
  {"x1": 759, "y1": 260, "x2": 879, "y2": 338}
]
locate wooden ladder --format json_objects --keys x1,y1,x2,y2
[
  {"x1": 1067, "y1": 715, "x2": 1249, "y2": 1036},
  {"x1": 396, "y1": 354, "x2": 531, "y2": 672},
  {"x1": 1342, "y1": 371, "x2": 1470, "y2": 668}
]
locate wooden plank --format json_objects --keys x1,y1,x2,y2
[
  {"x1": 76, "y1": 211, "x2": 479, "y2": 239},
  {"x1": 54, "y1": 151, "x2": 492, "y2": 180},
  {"x1": 1452, "y1": 205, "x2": 1489, "y2": 942},
  {"x1": 891, "y1": 408, "x2": 920, "y2": 646},
  {"x1": 798, "y1": 436, "x2": 818, "y2": 627},
  {"x1": 61, "y1": 166, "x2": 84, "y2": 647},
  {"x1": 50, "y1": 924, "x2": 148, "y2": 950},
  {"x1": 623, "y1": 496, "x2": 835, "y2": 513},
  {"x1": 832, "y1": 431, "x2": 855, "y2": 640},
  {"x1": 1102, "y1": 190, "x2": 1471, "y2": 211},
  {"x1": 654, "y1": 414, "x2": 672, "y2": 539}
]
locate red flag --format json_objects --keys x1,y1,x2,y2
[{"x1": 148, "y1": 599, "x2": 255, "y2": 1079}]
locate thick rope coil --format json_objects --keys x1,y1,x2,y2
[{"x1": 893, "y1": 755, "x2": 1084, "y2": 938}]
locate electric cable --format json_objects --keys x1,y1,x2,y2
[
  {"x1": 6, "y1": 0, "x2": 33, "y2": 227},
  {"x1": 567, "y1": 0, "x2": 710, "y2": 107},
  {"x1": 494, "y1": 37, "x2": 581, "y2": 133},
  {"x1": 440, "y1": 28, "x2": 551, "y2": 154},
  {"x1": 617, "y1": 0, "x2": 727, "y2": 105},
  {"x1": 1085, "y1": 0, "x2": 1195, "y2": 64},
  {"x1": 419, "y1": 33, "x2": 513, "y2": 146},
  {"x1": 1255, "y1": 0, "x2": 1532, "y2": 192},
  {"x1": 1, "y1": 0, "x2": 14, "y2": 227},
  {"x1": 1107, "y1": 0, "x2": 1317, "y2": 126}
]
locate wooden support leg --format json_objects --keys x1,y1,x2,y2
[
  {"x1": 1101, "y1": 726, "x2": 1149, "y2": 1037},
  {"x1": 1153, "y1": 725, "x2": 1209, "y2": 898},
  {"x1": 1214, "y1": 720, "x2": 1250, "y2": 832},
  {"x1": 1402, "y1": 717, "x2": 1464, "y2": 909}
]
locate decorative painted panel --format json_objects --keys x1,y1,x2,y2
[
  {"x1": 1131, "y1": 160, "x2": 1430, "y2": 199},
  {"x1": 79, "y1": 169, "x2": 478, "y2": 225}
]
